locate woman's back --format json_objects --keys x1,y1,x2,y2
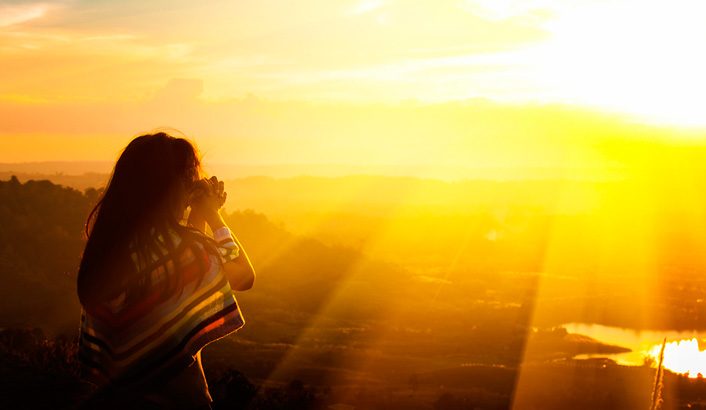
[
  {"x1": 76, "y1": 133, "x2": 255, "y2": 409},
  {"x1": 79, "y1": 227, "x2": 244, "y2": 408}
]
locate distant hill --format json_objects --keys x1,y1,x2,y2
[
  {"x1": 0, "y1": 161, "x2": 112, "y2": 175},
  {"x1": 0, "y1": 177, "x2": 416, "y2": 338},
  {"x1": 0, "y1": 172, "x2": 109, "y2": 191},
  {"x1": 4, "y1": 173, "x2": 706, "y2": 332},
  {"x1": 5, "y1": 176, "x2": 690, "y2": 410},
  {"x1": 0, "y1": 171, "x2": 602, "y2": 215},
  {"x1": 0, "y1": 177, "x2": 94, "y2": 334}
]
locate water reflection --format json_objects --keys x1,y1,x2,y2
[
  {"x1": 564, "y1": 323, "x2": 706, "y2": 377},
  {"x1": 647, "y1": 339, "x2": 706, "y2": 377}
]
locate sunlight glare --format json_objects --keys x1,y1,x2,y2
[
  {"x1": 649, "y1": 338, "x2": 706, "y2": 378},
  {"x1": 535, "y1": 0, "x2": 706, "y2": 128}
]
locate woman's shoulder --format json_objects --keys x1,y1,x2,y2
[{"x1": 171, "y1": 226, "x2": 219, "y2": 257}]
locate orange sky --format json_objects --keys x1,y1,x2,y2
[{"x1": 2, "y1": 0, "x2": 706, "y2": 177}]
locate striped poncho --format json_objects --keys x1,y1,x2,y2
[{"x1": 77, "y1": 227, "x2": 243, "y2": 389}]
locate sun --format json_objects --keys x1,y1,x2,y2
[{"x1": 532, "y1": 0, "x2": 706, "y2": 129}]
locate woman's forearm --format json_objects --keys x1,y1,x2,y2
[
  {"x1": 224, "y1": 232, "x2": 256, "y2": 290},
  {"x1": 187, "y1": 208, "x2": 207, "y2": 232},
  {"x1": 209, "y1": 212, "x2": 256, "y2": 290}
]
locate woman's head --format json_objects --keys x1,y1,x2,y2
[
  {"x1": 77, "y1": 132, "x2": 202, "y2": 308},
  {"x1": 100, "y1": 133, "x2": 201, "y2": 226}
]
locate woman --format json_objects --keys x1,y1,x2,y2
[{"x1": 76, "y1": 132, "x2": 255, "y2": 409}]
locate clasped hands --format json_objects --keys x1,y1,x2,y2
[{"x1": 187, "y1": 176, "x2": 227, "y2": 230}]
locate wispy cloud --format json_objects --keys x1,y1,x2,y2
[
  {"x1": 349, "y1": 0, "x2": 385, "y2": 16},
  {"x1": 0, "y1": 2, "x2": 56, "y2": 28},
  {"x1": 1, "y1": 0, "x2": 705, "y2": 127},
  {"x1": 459, "y1": 0, "x2": 554, "y2": 21}
]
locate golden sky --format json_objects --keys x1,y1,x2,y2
[{"x1": 1, "y1": 0, "x2": 706, "y2": 175}]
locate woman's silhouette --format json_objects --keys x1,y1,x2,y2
[{"x1": 76, "y1": 132, "x2": 255, "y2": 409}]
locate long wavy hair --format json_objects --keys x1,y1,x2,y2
[{"x1": 77, "y1": 132, "x2": 204, "y2": 310}]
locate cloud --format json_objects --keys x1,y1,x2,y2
[
  {"x1": 1, "y1": 0, "x2": 704, "y2": 127},
  {"x1": 2, "y1": 79, "x2": 699, "y2": 172},
  {"x1": 0, "y1": 0, "x2": 549, "y2": 104},
  {"x1": 459, "y1": 0, "x2": 554, "y2": 22},
  {"x1": 0, "y1": 2, "x2": 56, "y2": 28},
  {"x1": 152, "y1": 78, "x2": 203, "y2": 103},
  {"x1": 349, "y1": 0, "x2": 385, "y2": 16}
]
